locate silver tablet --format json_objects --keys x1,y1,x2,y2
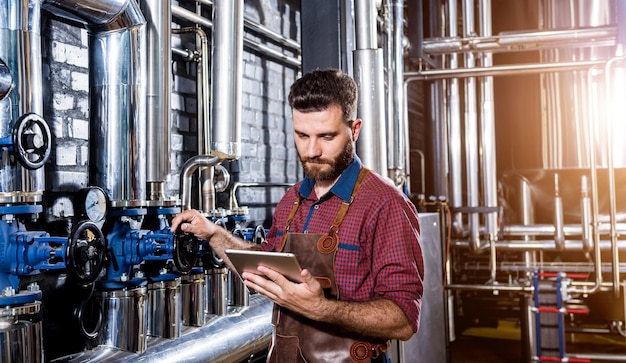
[{"x1": 224, "y1": 249, "x2": 303, "y2": 283}]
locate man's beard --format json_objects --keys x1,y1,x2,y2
[{"x1": 300, "y1": 141, "x2": 354, "y2": 182}]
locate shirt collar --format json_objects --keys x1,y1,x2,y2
[{"x1": 299, "y1": 155, "x2": 363, "y2": 202}]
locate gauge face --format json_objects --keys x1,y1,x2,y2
[{"x1": 83, "y1": 187, "x2": 108, "y2": 222}]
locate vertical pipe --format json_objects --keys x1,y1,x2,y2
[
  {"x1": 447, "y1": 0, "x2": 464, "y2": 234},
  {"x1": 0, "y1": 0, "x2": 46, "y2": 194},
  {"x1": 354, "y1": 0, "x2": 387, "y2": 176},
  {"x1": 210, "y1": 0, "x2": 243, "y2": 159},
  {"x1": 88, "y1": 2, "x2": 147, "y2": 205},
  {"x1": 479, "y1": 0, "x2": 498, "y2": 240},
  {"x1": 141, "y1": 0, "x2": 172, "y2": 201},
  {"x1": 462, "y1": 0, "x2": 480, "y2": 252},
  {"x1": 605, "y1": 55, "x2": 622, "y2": 298},
  {"x1": 388, "y1": 0, "x2": 406, "y2": 186}
]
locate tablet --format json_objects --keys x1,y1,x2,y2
[{"x1": 224, "y1": 249, "x2": 303, "y2": 283}]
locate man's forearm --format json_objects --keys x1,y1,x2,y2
[{"x1": 307, "y1": 298, "x2": 414, "y2": 341}]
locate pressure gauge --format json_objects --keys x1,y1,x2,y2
[{"x1": 78, "y1": 186, "x2": 109, "y2": 223}]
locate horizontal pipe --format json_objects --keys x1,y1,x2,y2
[
  {"x1": 55, "y1": 294, "x2": 272, "y2": 363},
  {"x1": 405, "y1": 59, "x2": 607, "y2": 81},
  {"x1": 451, "y1": 239, "x2": 626, "y2": 251},
  {"x1": 422, "y1": 26, "x2": 616, "y2": 55},
  {"x1": 171, "y1": 5, "x2": 300, "y2": 68}
]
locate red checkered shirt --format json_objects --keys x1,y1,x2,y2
[{"x1": 262, "y1": 156, "x2": 424, "y2": 332}]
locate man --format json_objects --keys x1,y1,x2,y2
[{"x1": 171, "y1": 69, "x2": 424, "y2": 363}]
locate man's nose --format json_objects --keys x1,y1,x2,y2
[{"x1": 305, "y1": 139, "x2": 322, "y2": 158}]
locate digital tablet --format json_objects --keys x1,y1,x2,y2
[{"x1": 224, "y1": 249, "x2": 303, "y2": 283}]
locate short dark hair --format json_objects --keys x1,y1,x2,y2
[{"x1": 288, "y1": 68, "x2": 358, "y2": 124}]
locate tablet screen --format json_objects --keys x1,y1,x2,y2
[{"x1": 224, "y1": 249, "x2": 303, "y2": 283}]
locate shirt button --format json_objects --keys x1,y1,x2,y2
[{"x1": 314, "y1": 205, "x2": 319, "y2": 209}]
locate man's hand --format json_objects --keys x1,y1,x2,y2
[
  {"x1": 170, "y1": 209, "x2": 221, "y2": 241},
  {"x1": 242, "y1": 266, "x2": 328, "y2": 320}
]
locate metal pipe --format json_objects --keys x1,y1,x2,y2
[
  {"x1": 210, "y1": 0, "x2": 243, "y2": 159},
  {"x1": 228, "y1": 182, "x2": 293, "y2": 210},
  {"x1": 446, "y1": 0, "x2": 464, "y2": 236},
  {"x1": 502, "y1": 223, "x2": 626, "y2": 236},
  {"x1": 179, "y1": 155, "x2": 221, "y2": 211},
  {"x1": 605, "y1": 55, "x2": 625, "y2": 298},
  {"x1": 553, "y1": 174, "x2": 565, "y2": 250},
  {"x1": 45, "y1": 0, "x2": 147, "y2": 206},
  {"x1": 581, "y1": 175, "x2": 592, "y2": 255},
  {"x1": 405, "y1": 59, "x2": 608, "y2": 81},
  {"x1": 585, "y1": 65, "x2": 604, "y2": 296},
  {"x1": 354, "y1": 0, "x2": 387, "y2": 176},
  {"x1": 451, "y1": 239, "x2": 626, "y2": 252},
  {"x1": 171, "y1": 5, "x2": 300, "y2": 68},
  {"x1": 141, "y1": 0, "x2": 172, "y2": 202},
  {"x1": 388, "y1": 0, "x2": 406, "y2": 186},
  {"x1": 86, "y1": 5, "x2": 146, "y2": 206},
  {"x1": 1, "y1": 0, "x2": 46, "y2": 195},
  {"x1": 422, "y1": 26, "x2": 616, "y2": 55},
  {"x1": 56, "y1": 294, "x2": 273, "y2": 363},
  {"x1": 194, "y1": 0, "x2": 300, "y2": 53},
  {"x1": 462, "y1": 0, "x2": 481, "y2": 254}
]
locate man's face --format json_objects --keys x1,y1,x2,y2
[{"x1": 292, "y1": 104, "x2": 361, "y2": 183}]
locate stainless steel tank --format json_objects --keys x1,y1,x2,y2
[
  {"x1": 205, "y1": 268, "x2": 228, "y2": 316},
  {"x1": 0, "y1": 302, "x2": 43, "y2": 363},
  {"x1": 146, "y1": 277, "x2": 181, "y2": 339},
  {"x1": 98, "y1": 286, "x2": 148, "y2": 353},
  {"x1": 180, "y1": 269, "x2": 206, "y2": 327}
]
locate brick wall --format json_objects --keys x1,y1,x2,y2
[{"x1": 41, "y1": 0, "x2": 301, "y2": 227}]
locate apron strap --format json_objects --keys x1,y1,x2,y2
[
  {"x1": 318, "y1": 167, "x2": 370, "y2": 254},
  {"x1": 279, "y1": 167, "x2": 371, "y2": 253}
]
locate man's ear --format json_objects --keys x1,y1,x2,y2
[{"x1": 351, "y1": 119, "x2": 363, "y2": 142}]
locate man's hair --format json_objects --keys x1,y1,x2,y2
[{"x1": 288, "y1": 68, "x2": 358, "y2": 124}]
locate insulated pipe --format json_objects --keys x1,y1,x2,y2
[
  {"x1": 87, "y1": 5, "x2": 146, "y2": 206},
  {"x1": 141, "y1": 0, "x2": 171, "y2": 202},
  {"x1": 0, "y1": 0, "x2": 46, "y2": 194},
  {"x1": 354, "y1": 0, "x2": 387, "y2": 176},
  {"x1": 45, "y1": 0, "x2": 148, "y2": 206},
  {"x1": 56, "y1": 294, "x2": 273, "y2": 363},
  {"x1": 210, "y1": 0, "x2": 243, "y2": 159}
]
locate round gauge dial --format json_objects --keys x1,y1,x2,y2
[{"x1": 80, "y1": 186, "x2": 109, "y2": 223}]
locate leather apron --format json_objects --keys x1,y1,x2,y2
[{"x1": 267, "y1": 168, "x2": 387, "y2": 363}]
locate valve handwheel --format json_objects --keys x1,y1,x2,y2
[
  {"x1": 66, "y1": 221, "x2": 106, "y2": 285},
  {"x1": 12, "y1": 113, "x2": 52, "y2": 170},
  {"x1": 173, "y1": 229, "x2": 199, "y2": 273}
]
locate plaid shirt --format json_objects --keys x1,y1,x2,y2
[{"x1": 262, "y1": 156, "x2": 424, "y2": 332}]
